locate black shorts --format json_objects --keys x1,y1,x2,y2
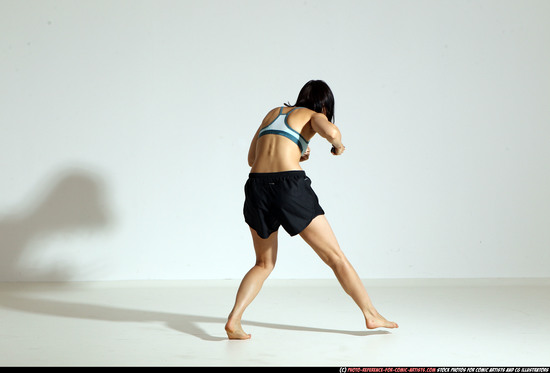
[{"x1": 243, "y1": 170, "x2": 325, "y2": 239}]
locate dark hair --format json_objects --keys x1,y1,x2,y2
[{"x1": 285, "y1": 80, "x2": 335, "y2": 122}]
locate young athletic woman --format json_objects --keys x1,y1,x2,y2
[{"x1": 225, "y1": 80, "x2": 398, "y2": 339}]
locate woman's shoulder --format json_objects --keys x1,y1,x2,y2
[
  {"x1": 283, "y1": 106, "x2": 317, "y2": 118},
  {"x1": 261, "y1": 106, "x2": 315, "y2": 124},
  {"x1": 289, "y1": 106, "x2": 317, "y2": 121},
  {"x1": 265, "y1": 105, "x2": 314, "y2": 114}
]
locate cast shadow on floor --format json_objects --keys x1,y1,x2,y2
[{"x1": 0, "y1": 288, "x2": 390, "y2": 341}]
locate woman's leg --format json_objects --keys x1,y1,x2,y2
[
  {"x1": 225, "y1": 228, "x2": 279, "y2": 339},
  {"x1": 299, "y1": 215, "x2": 398, "y2": 329}
]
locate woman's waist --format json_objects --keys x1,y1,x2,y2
[
  {"x1": 249, "y1": 156, "x2": 302, "y2": 174},
  {"x1": 248, "y1": 170, "x2": 305, "y2": 179}
]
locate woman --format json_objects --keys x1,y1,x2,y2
[{"x1": 225, "y1": 80, "x2": 398, "y2": 340}]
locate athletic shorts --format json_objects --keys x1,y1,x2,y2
[{"x1": 243, "y1": 170, "x2": 325, "y2": 239}]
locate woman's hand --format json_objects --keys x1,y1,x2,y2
[
  {"x1": 331, "y1": 144, "x2": 345, "y2": 155},
  {"x1": 300, "y1": 146, "x2": 311, "y2": 162}
]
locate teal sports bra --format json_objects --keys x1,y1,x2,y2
[{"x1": 258, "y1": 107, "x2": 309, "y2": 155}]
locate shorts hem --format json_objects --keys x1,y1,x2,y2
[
  {"x1": 245, "y1": 222, "x2": 278, "y2": 239},
  {"x1": 287, "y1": 211, "x2": 325, "y2": 237}
]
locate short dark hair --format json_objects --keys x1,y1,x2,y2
[{"x1": 286, "y1": 80, "x2": 335, "y2": 122}]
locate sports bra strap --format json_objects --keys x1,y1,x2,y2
[
  {"x1": 259, "y1": 106, "x2": 310, "y2": 156},
  {"x1": 282, "y1": 106, "x2": 303, "y2": 115}
]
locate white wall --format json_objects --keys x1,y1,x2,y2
[{"x1": 1, "y1": 0, "x2": 549, "y2": 281}]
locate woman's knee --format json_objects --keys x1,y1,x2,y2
[
  {"x1": 255, "y1": 258, "x2": 276, "y2": 272},
  {"x1": 324, "y1": 251, "x2": 348, "y2": 272}
]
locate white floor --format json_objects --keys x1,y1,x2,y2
[{"x1": 0, "y1": 278, "x2": 549, "y2": 367}]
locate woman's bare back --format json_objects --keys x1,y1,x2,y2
[{"x1": 249, "y1": 107, "x2": 317, "y2": 173}]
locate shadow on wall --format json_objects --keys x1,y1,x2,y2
[{"x1": 0, "y1": 170, "x2": 111, "y2": 281}]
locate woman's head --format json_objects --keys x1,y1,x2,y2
[{"x1": 288, "y1": 80, "x2": 335, "y2": 122}]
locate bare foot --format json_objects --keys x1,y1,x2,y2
[
  {"x1": 225, "y1": 319, "x2": 251, "y2": 340},
  {"x1": 365, "y1": 312, "x2": 399, "y2": 329}
]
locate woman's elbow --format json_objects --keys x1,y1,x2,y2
[{"x1": 326, "y1": 127, "x2": 340, "y2": 142}]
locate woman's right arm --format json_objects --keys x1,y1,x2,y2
[{"x1": 310, "y1": 113, "x2": 345, "y2": 155}]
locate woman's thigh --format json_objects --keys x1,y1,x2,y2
[
  {"x1": 250, "y1": 227, "x2": 278, "y2": 267},
  {"x1": 298, "y1": 215, "x2": 345, "y2": 265}
]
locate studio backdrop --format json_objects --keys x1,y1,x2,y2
[{"x1": 1, "y1": 0, "x2": 549, "y2": 281}]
